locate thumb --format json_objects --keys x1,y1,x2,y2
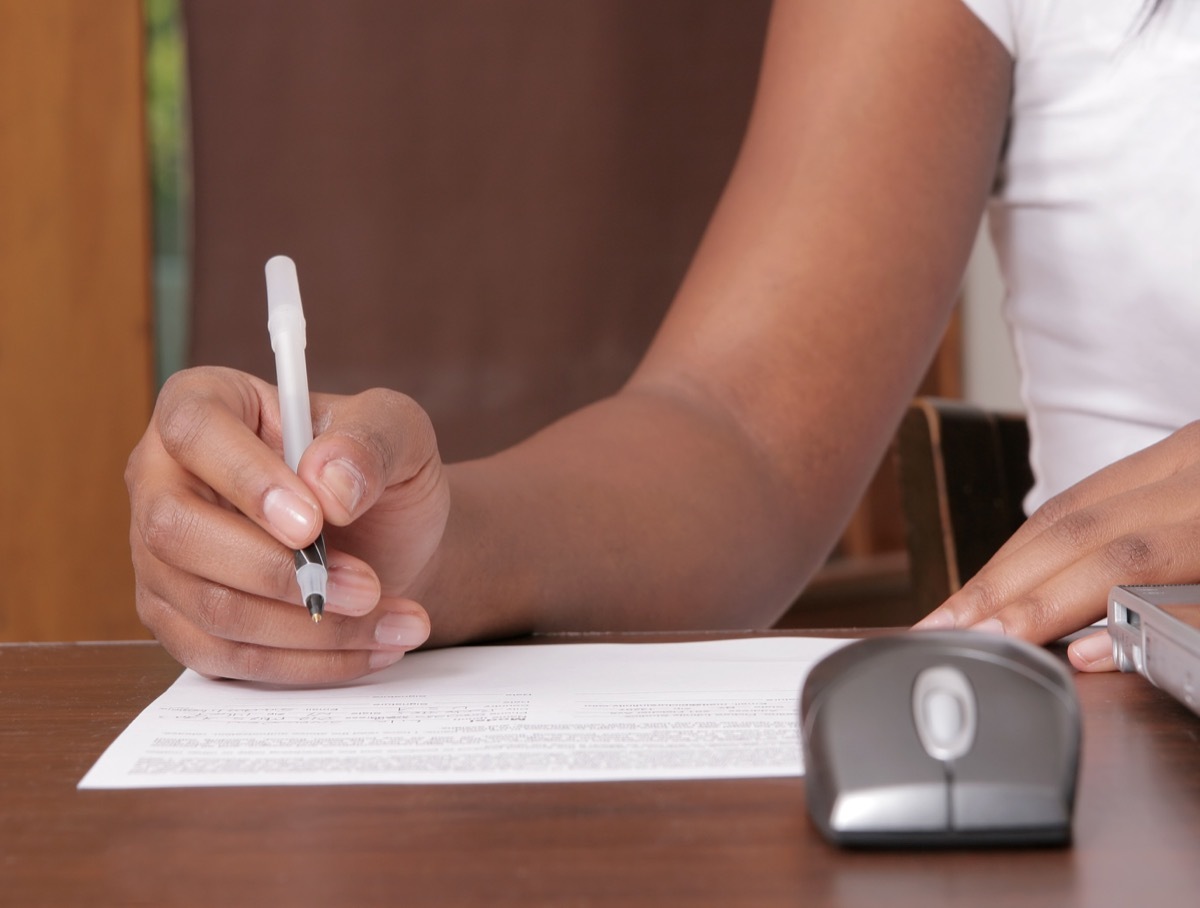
[{"x1": 296, "y1": 387, "x2": 444, "y2": 526}]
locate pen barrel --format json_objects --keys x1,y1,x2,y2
[
  {"x1": 266, "y1": 255, "x2": 317, "y2": 472},
  {"x1": 273, "y1": 335, "x2": 314, "y2": 471}
]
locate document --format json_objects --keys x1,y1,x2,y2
[{"x1": 79, "y1": 636, "x2": 852, "y2": 789}]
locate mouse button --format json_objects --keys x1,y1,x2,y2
[
  {"x1": 800, "y1": 636, "x2": 902, "y2": 716},
  {"x1": 952, "y1": 661, "x2": 1078, "y2": 771},
  {"x1": 830, "y1": 783, "x2": 949, "y2": 834},
  {"x1": 806, "y1": 666, "x2": 948, "y2": 787},
  {"x1": 911, "y1": 665, "x2": 977, "y2": 762},
  {"x1": 953, "y1": 702, "x2": 1078, "y2": 785},
  {"x1": 813, "y1": 710, "x2": 944, "y2": 787},
  {"x1": 951, "y1": 781, "x2": 1072, "y2": 833},
  {"x1": 947, "y1": 665, "x2": 1081, "y2": 831},
  {"x1": 818, "y1": 660, "x2": 935, "y2": 749}
]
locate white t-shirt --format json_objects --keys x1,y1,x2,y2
[{"x1": 957, "y1": 0, "x2": 1200, "y2": 511}]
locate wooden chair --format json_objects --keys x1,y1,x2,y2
[{"x1": 896, "y1": 397, "x2": 1033, "y2": 616}]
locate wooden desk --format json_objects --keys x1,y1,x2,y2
[{"x1": 3, "y1": 634, "x2": 1199, "y2": 907}]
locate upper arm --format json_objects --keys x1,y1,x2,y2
[{"x1": 632, "y1": 0, "x2": 1013, "y2": 517}]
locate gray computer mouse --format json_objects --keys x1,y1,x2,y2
[{"x1": 800, "y1": 631, "x2": 1081, "y2": 847}]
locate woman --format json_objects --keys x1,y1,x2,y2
[{"x1": 126, "y1": 0, "x2": 1200, "y2": 682}]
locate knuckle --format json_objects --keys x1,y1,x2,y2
[
  {"x1": 192, "y1": 582, "x2": 242, "y2": 638},
  {"x1": 353, "y1": 388, "x2": 438, "y2": 470},
  {"x1": 311, "y1": 650, "x2": 372, "y2": 684},
  {"x1": 228, "y1": 642, "x2": 274, "y2": 682},
  {"x1": 134, "y1": 587, "x2": 172, "y2": 634},
  {"x1": 139, "y1": 492, "x2": 202, "y2": 560},
  {"x1": 155, "y1": 368, "x2": 191, "y2": 409},
  {"x1": 229, "y1": 644, "x2": 365, "y2": 685},
  {"x1": 134, "y1": 593, "x2": 211, "y2": 672},
  {"x1": 226, "y1": 466, "x2": 274, "y2": 521},
  {"x1": 1103, "y1": 534, "x2": 1162, "y2": 579},
  {"x1": 957, "y1": 575, "x2": 1004, "y2": 618},
  {"x1": 1047, "y1": 508, "x2": 1103, "y2": 552},
  {"x1": 1027, "y1": 490, "x2": 1080, "y2": 536},
  {"x1": 265, "y1": 550, "x2": 302, "y2": 602},
  {"x1": 1175, "y1": 420, "x2": 1200, "y2": 449},
  {"x1": 157, "y1": 385, "x2": 214, "y2": 463},
  {"x1": 327, "y1": 614, "x2": 363, "y2": 650},
  {"x1": 1027, "y1": 489, "x2": 1075, "y2": 530},
  {"x1": 1006, "y1": 592, "x2": 1060, "y2": 638}
]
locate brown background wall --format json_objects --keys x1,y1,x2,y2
[{"x1": 184, "y1": 0, "x2": 774, "y2": 462}]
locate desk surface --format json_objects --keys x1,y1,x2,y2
[{"x1": 2, "y1": 633, "x2": 1199, "y2": 907}]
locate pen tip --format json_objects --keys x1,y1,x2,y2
[{"x1": 305, "y1": 593, "x2": 325, "y2": 624}]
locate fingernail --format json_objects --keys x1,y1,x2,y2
[
  {"x1": 326, "y1": 564, "x2": 380, "y2": 613},
  {"x1": 368, "y1": 651, "x2": 406, "y2": 671},
  {"x1": 1070, "y1": 632, "x2": 1114, "y2": 668},
  {"x1": 374, "y1": 612, "x2": 430, "y2": 649},
  {"x1": 319, "y1": 458, "x2": 365, "y2": 515},
  {"x1": 913, "y1": 610, "x2": 955, "y2": 631},
  {"x1": 970, "y1": 618, "x2": 1006, "y2": 636},
  {"x1": 263, "y1": 487, "x2": 318, "y2": 546}
]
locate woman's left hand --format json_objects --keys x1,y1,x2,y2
[{"x1": 914, "y1": 421, "x2": 1200, "y2": 672}]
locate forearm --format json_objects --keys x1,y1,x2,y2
[
  {"x1": 416, "y1": 0, "x2": 1014, "y2": 646},
  {"x1": 416, "y1": 384, "x2": 843, "y2": 645}
]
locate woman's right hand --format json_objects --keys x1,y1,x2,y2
[{"x1": 127, "y1": 366, "x2": 450, "y2": 684}]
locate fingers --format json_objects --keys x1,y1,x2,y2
[
  {"x1": 142, "y1": 587, "x2": 430, "y2": 684},
  {"x1": 977, "y1": 426, "x2": 1195, "y2": 567},
  {"x1": 152, "y1": 373, "x2": 446, "y2": 549},
  {"x1": 912, "y1": 425, "x2": 1200, "y2": 666},
  {"x1": 132, "y1": 461, "x2": 382, "y2": 617},
  {"x1": 924, "y1": 498, "x2": 1198, "y2": 637},
  {"x1": 965, "y1": 518, "x2": 1200, "y2": 644},
  {"x1": 128, "y1": 368, "x2": 446, "y2": 684},
  {"x1": 151, "y1": 367, "x2": 323, "y2": 550},
  {"x1": 134, "y1": 525, "x2": 431, "y2": 683},
  {"x1": 928, "y1": 486, "x2": 1200, "y2": 639},
  {"x1": 1067, "y1": 630, "x2": 1116, "y2": 673}
]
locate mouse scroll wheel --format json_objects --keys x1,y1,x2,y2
[{"x1": 912, "y1": 666, "x2": 977, "y2": 762}]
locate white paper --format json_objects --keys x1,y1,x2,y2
[{"x1": 79, "y1": 637, "x2": 852, "y2": 789}]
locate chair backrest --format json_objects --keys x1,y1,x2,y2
[
  {"x1": 181, "y1": 0, "x2": 771, "y2": 462},
  {"x1": 896, "y1": 397, "x2": 1033, "y2": 615}
]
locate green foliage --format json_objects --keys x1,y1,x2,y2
[{"x1": 143, "y1": 0, "x2": 189, "y2": 386}]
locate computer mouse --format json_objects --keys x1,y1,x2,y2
[{"x1": 800, "y1": 631, "x2": 1081, "y2": 847}]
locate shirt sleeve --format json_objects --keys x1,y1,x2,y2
[{"x1": 958, "y1": 0, "x2": 1016, "y2": 55}]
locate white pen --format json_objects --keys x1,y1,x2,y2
[{"x1": 265, "y1": 255, "x2": 328, "y2": 623}]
